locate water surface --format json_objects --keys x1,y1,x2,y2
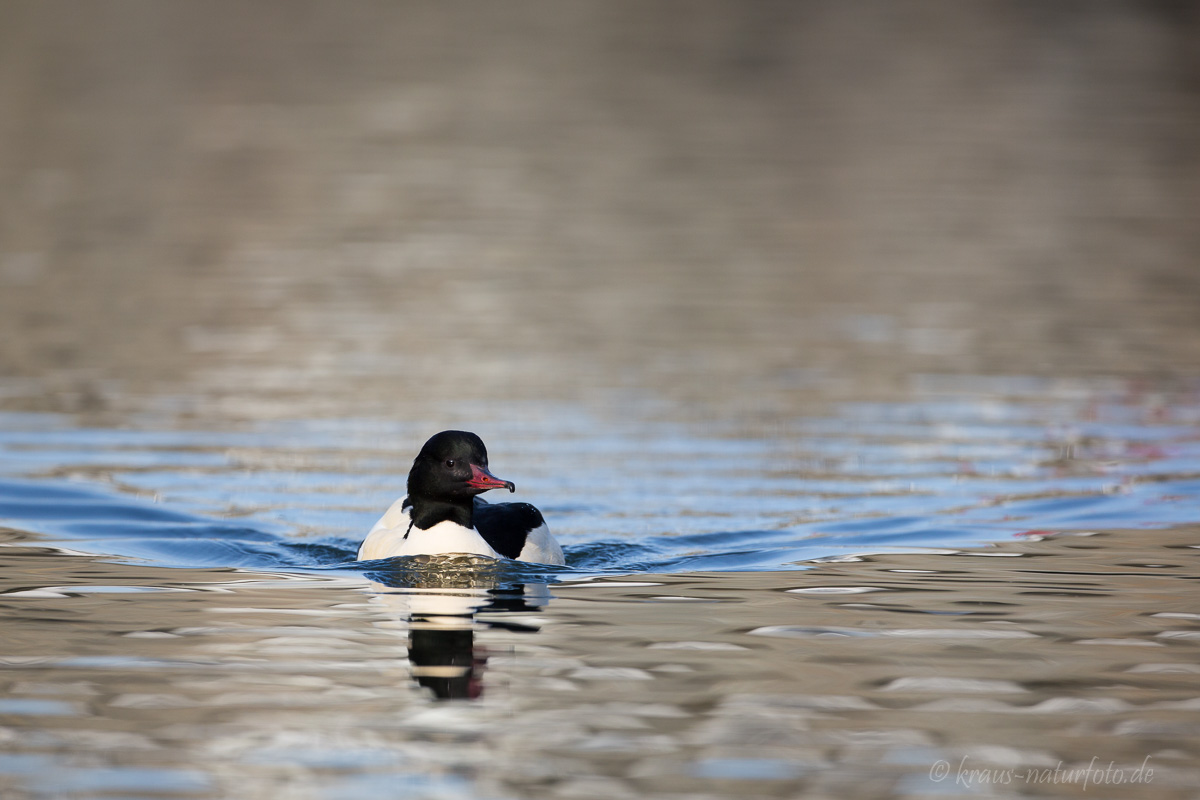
[
  {"x1": 1, "y1": 387, "x2": 1199, "y2": 799},
  {"x1": 1, "y1": 6, "x2": 1199, "y2": 797}
]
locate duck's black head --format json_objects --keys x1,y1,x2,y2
[{"x1": 407, "y1": 431, "x2": 515, "y2": 512}]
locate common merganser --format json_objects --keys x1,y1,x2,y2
[{"x1": 358, "y1": 430, "x2": 565, "y2": 565}]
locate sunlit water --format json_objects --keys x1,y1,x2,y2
[{"x1": 2, "y1": 385, "x2": 1199, "y2": 799}]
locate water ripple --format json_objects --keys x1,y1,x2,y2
[{"x1": 1, "y1": 393, "x2": 1198, "y2": 576}]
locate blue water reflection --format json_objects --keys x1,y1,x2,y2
[{"x1": 1, "y1": 392, "x2": 1198, "y2": 577}]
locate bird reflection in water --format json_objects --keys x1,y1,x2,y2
[{"x1": 366, "y1": 556, "x2": 556, "y2": 700}]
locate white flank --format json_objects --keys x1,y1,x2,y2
[{"x1": 519, "y1": 523, "x2": 566, "y2": 566}]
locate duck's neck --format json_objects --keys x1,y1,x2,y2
[{"x1": 408, "y1": 495, "x2": 474, "y2": 530}]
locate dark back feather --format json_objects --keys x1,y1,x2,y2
[{"x1": 473, "y1": 498, "x2": 544, "y2": 559}]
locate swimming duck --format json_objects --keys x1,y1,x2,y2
[{"x1": 358, "y1": 430, "x2": 565, "y2": 565}]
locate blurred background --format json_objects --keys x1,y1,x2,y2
[{"x1": 1, "y1": 0, "x2": 1198, "y2": 423}]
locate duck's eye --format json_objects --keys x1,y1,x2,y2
[{"x1": 444, "y1": 459, "x2": 456, "y2": 468}]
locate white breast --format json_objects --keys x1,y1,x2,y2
[{"x1": 357, "y1": 498, "x2": 502, "y2": 561}]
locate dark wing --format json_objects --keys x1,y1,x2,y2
[{"x1": 473, "y1": 498, "x2": 545, "y2": 560}]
